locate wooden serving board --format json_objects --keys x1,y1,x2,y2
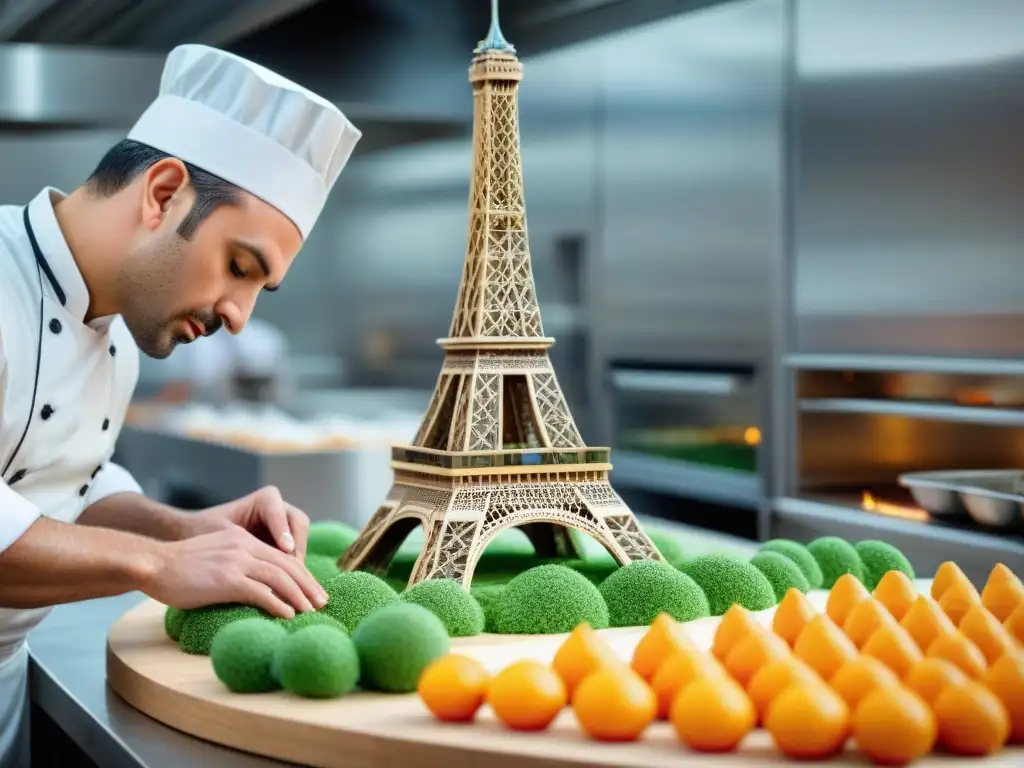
[{"x1": 106, "y1": 580, "x2": 1021, "y2": 768}]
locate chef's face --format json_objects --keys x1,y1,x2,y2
[{"x1": 118, "y1": 160, "x2": 303, "y2": 358}]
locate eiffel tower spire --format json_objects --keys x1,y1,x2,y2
[{"x1": 340, "y1": 1, "x2": 662, "y2": 589}]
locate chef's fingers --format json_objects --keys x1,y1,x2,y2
[
  {"x1": 254, "y1": 486, "x2": 296, "y2": 555},
  {"x1": 251, "y1": 538, "x2": 327, "y2": 608},
  {"x1": 284, "y1": 503, "x2": 310, "y2": 562},
  {"x1": 246, "y1": 560, "x2": 315, "y2": 614},
  {"x1": 238, "y1": 577, "x2": 295, "y2": 620}
]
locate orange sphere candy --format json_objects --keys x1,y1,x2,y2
[
  {"x1": 553, "y1": 622, "x2": 621, "y2": 697},
  {"x1": 651, "y1": 650, "x2": 726, "y2": 719},
  {"x1": 418, "y1": 654, "x2": 491, "y2": 722},
  {"x1": 926, "y1": 632, "x2": 988, "y2": 680},
  {"x1": 746, "y1": 656, "x2": 821, "y2": 724},
  {"x1": 938, "y1": 580, "x2": 981, "y2": 626},
  {"x1": 724, "y1": 629, "x2": 791, "y2": 688},
  {"x1": 486, "y1": 660, "x2": 567, "y2": 731},
  {"x1": 904, "y1": 657, "x2": 969, "y2": 706},
  {"x1": 764, "y1": 682, "x2": 850, "y2": 760},
  {"x1": 773, "y1": 588, "x2": 818, "y2": 648},
  {"x1": 981, "y1": 564, "x2": 1024, "y2": 623},
  {"x1": 712, "y1": 604, "x2": 761, "y2": 662},
  {"x1": 900, "y1": 594, "x2": 957, "y2": 651},
  {"x1": 933, "y1": 680, "x2": 1011, "y2": 756},
  {"x1": 982, "y1": 653, "x2": 1024, "y2": 743},
  {"x1": 826, "y1": 573, "x2": 871, "y2": 627},
  {"x1": 572, "y1": 666, "x2": 657, "y2": 742},
  {"x1": 872, "y1": 570, "x2": 917, "y2": 622},
  {"x1": 631, "y1": 613, "x2": 696, "y2": 682},
  {"x1": 793, "y1": 614, "x2": 859, "y2": 680},
  {"x1": 670, "y1": 674, "x2": 756, "y2": 752},
  {"x1": 843, "y1": 597, "x2": 899, "y2": 649},
  {"x1": 852, "y1": 685, "x2": 937, "y2": 765},
  {"x1": 862, "y1": 623, "x2": 924, "y2": 679},
  {"x1": 932, "y1": 561, "x2": 977, "y2": 601},
  {"x1": 829, "y1": 655, "x2": 901, "y2": 709},
  {"x1": 959, "y1": 604, "x2": 1018, "y2": 666}
]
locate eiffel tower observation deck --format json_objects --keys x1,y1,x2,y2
[{"x1": 340, "y1": 0, "x2": 661, "y2": 587}]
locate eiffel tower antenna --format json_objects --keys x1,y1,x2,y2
[{"x1": 340, "y1": 0, "x2": 662, "y2": 588}]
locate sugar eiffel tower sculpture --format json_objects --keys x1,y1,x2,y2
[{"x1": 340, "y1": 0, "x2": 662, "y2": 588}]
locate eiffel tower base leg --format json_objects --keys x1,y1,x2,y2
[{"x1": 340, "y1": 479, "x2": 662, "y2": 590}]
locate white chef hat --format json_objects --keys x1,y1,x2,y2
[{"x1": 128, "y1": 44, "x2": 361, "y2": 240}]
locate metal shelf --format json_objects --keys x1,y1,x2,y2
[
  {"x1": 799, "y1": 398, "x2": 1024, "y2": 426},
  {"x1": 610, "y1": 450, "x2": 762, "y2": 510},
  {"x1": 785, "y1": 353, "x2": 1024, "y2": 376}
]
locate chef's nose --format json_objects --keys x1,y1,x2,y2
[{"x1": 216, "y1": 301, "x2": 247, "y2": 335}]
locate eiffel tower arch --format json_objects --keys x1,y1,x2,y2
[{"x1": 340, "y1": 0, "x2": 662, "y2": 589}]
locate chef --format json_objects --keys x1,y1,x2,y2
[{"x1": 0, "y1": 44, "x2": 361, "y2": 766}]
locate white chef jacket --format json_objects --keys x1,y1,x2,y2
[{"x1": 0, "y1": 188, "x2": 143, "y2": 755}]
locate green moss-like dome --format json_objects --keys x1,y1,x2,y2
[
  {"x1": 179, "y1": 604, "x2": 270, "y2": 655},
  {"x1": 469, "y1": 584, "x2": 505, "y2": 633},
  {"x1": 275, "y1": 625, "x2": 360, "y2": 698},
  {"x1": 351, "y1": 602, "x2": 450, "y2": 693},
  {"x1": 494, "y1": 564, "x2": 610, "y2": 634},
  {"x1": 598, "y1": 560, "x2": 710, "y2": 627},
  {"x1": 646, "y1": 530, "x2": 687, "y2": 568},
  {"x1": 402, "y1": 579, "x2": 485, "y2": 637},
  {"x1": 322, "y1": 571, "x2": 399, "y2": 631},
  {"x1": 758, "y1": 539, "x2": 824, "y2": 590},
  {"x1": 307, "y1": 521, "x2": 360, "y2": 558},
  {"x1": 807, "y1": 536, "x2": 866, "y2": 589},
  {"x1": 854, "y1": 540, "x2": 915, "y2": 590},
  {"x1": 750, "y1": 551, "x2": 811, "y2": 601},
  {"x1": 304, "y1": 554, "x2": 341, "y2": 585},
  {"x1": 210, "y1": 618, "x2": 287, "y2": 693},
  {"x1": 164, "y1": 606, "x2": 187, "y2": 642},
  {"x1": 277, "y1": 612, "x2": 348, "y2": 635},
  {"x1": 680, "y1": 553, "x2": 777, "y2": 616}
]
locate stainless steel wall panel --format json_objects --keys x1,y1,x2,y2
[
  {"x1": 595, "y1": 0, "x2": 787, "y2": 367},
  {"x1": 792, "y1": 0, "x2": 1024, "y2": 358}
]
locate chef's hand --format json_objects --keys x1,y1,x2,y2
[
  {"x1": 194, "y1": 486, "x2": 310, "y2": 562},
  {"x1": 141, "y1": 526, "x2": 328, "y2": 619}
]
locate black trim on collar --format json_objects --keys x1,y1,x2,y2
[{"x1": 23, "y1": 205, "x2": 66, "y2": 306}]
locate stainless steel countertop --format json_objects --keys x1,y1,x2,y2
[{"x1": 27, "y1": 593, "x2": 295, "y2": 768}]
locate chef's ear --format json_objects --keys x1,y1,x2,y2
[{"x1": 139, "y1": 158, "x2": 191, "y2": 230}]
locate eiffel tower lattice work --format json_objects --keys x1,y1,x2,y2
[{"x1": 340, "y1": 1, "x2": 663, "y2": 589}]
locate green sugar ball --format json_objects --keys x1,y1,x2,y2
[
  {"x1": 855, "y1": 540, "x2": 915, "y2": 590},
  {"x1": 470, "y1": 584, "x2": 505, "y2": 633},
  {"x1": 402, "y1": 579, "x2": 485, "y2": 637},
  {"x1": 494, "y1": 564, "x2": 610, "y2": 634},
  {"x1": 276, "y1": 625, "x2": 360, "y2": 698},
  {"x1": 750, "y1": 551, "x2": 811, "y2": 601},
  {"x1": 598, "y1": 560, "x2": 710, "y2": 627},
  {"x1": 278, "y1": 612, "x2": 348, "y2": 635},
  {"x1": 681, "y1": 553, "x2": 777, "y2": 616},
  {"x1": 164, "y1": 606, "x2": 187, "y2": 642},
  {"x1": 307, "y1": 521, "x2": 360, "y2": 558},
  {"x1": 322, "y1": 571, "x2": 399, "y2": 631},
  {"x1": 807, "y1": 537, "x2": 866, "y2": 589},
  {"x1": 211, "y1": 618, "x2": 287, "y2": 693},
  {"x1": 305, "y1": 554, "x2": 341, "y2": 585},
  {"x1": 179, "y1": 604, "x2": 270, "y2": 656},
  {"x1": 646, "y1": 530, "x2": 687, "y2": 568},
  {"x1": 351, "y1": 602, "x2": 450, "y2": 693},
  {"x1": 759, "y1": 539, "x2": 824, "y2": 590}
]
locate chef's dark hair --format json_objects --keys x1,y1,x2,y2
[{"x1": 86, "y1": 139, "x2": 243, "y2": 240}]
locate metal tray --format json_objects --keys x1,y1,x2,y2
[{"x1": 898, "y1": 469, "x2": 1024, "y2": 528}]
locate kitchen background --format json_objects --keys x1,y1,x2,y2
[{"x1": 2, "y1": 0, "x2": 1022, "y2": 581}]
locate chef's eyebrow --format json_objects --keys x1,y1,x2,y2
[{"x1": 232, "y1": 240, "x2": 280, "y2": 292}]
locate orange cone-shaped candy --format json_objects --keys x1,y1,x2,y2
[
  {"x1": 631, "y1": 613, "x2": 696, "y2": 682},
  {"x1": 900, "y1": 595, "x2": 957, "y2": 651},
  {"x1": 980, "y1": 564, "x2": 1024, "y2": 623},
  {"x1": 873, "y1": 570, "x2": 917, "y2": 621},
  {"x1": 826, "y1": 573, "x2": 870, "y2": 627},
  {"x1": 773, "y1": 588, "x2": 817, "y2": 648},
  {"x1": 932, "y1": 561, "x2": 977, "y2": 601},
  {"x1": 843, "y1": 597, "x2": 899, "y2": 649}
]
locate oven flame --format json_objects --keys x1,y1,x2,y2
[
  {"x1": 744, "y1": 427, "x2": 761, "y2": 446},
  {"x1": 861, "y1": 491, "x2": 929, "y2": 522}
]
